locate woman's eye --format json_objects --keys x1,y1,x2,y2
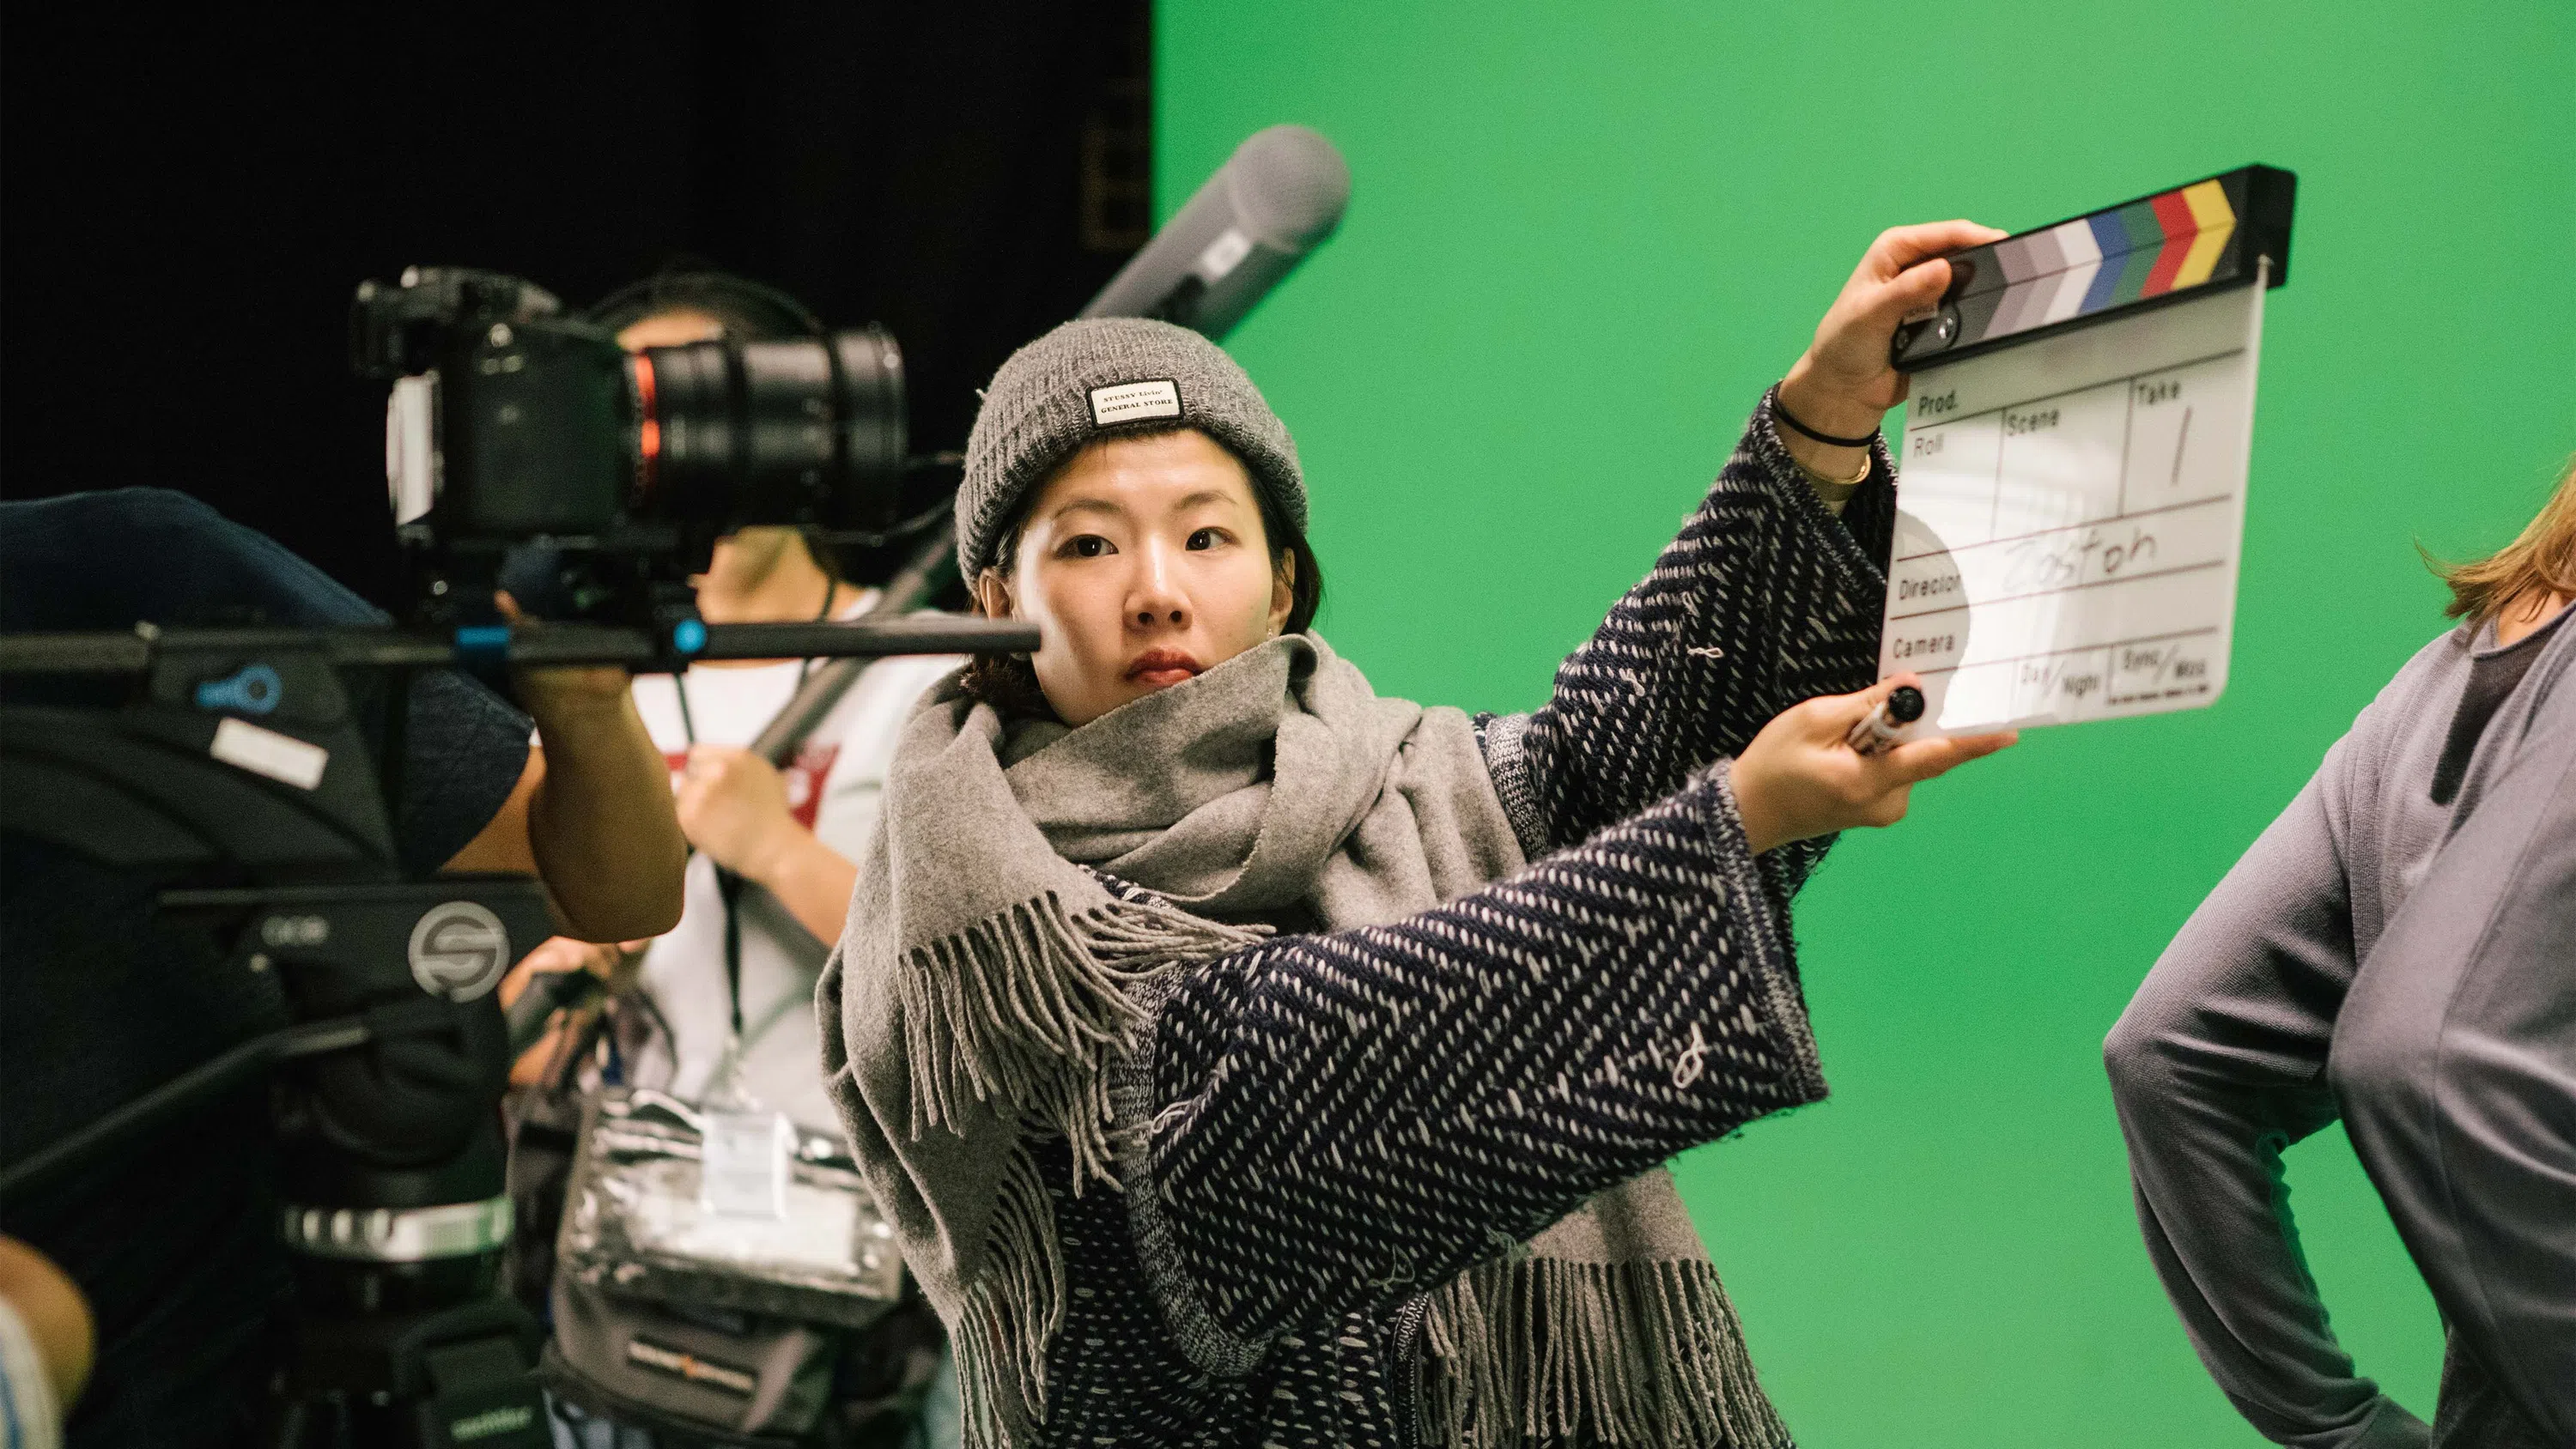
[
  {"x1": 1187, "y1": 528, "x2": 1224, "y2": 550},
  {"x1": 1064, "y1": 535, "x2": 1113, "y2": 559}
]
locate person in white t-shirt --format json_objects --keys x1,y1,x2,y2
[
  {"x1": 512, "y1": 521, "x2": 960, "y2": 1449},
  {"x1": 625, "y1": 526, "x2": 959, "y2": 1128},
  {"x1": 506, "y1": 285, "x2": 965, "y2": 1449}
]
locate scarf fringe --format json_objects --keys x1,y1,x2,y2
[
  {"x1": 1419, "y1": 1257, "x2": 1795, "y2": 1449},
  {"x1": 895, "y1": 888, "x2": 1267, "y2": 1188},
  {"x1": 908, "y1": 889, "x2": 1267, "y2": 1446},
  {"x1": 953, "y1": 1148, "x2": 1060, "y2": 1449}
]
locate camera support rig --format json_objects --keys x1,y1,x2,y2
[{"x1": 0, "y1": 611, "x2": 1032, "y2": 1449}]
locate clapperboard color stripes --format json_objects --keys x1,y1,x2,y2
[{"x1": 1892, "y1": 165, "x2": 2295, "y2": 370}]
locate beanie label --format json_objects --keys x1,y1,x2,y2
[{"x1": 1088, "y1": 379, "x2": 1182, "y2": 427}]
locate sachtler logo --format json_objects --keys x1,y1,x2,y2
[{"x1": 407, "y1": 902, "x2": 511, "y2": 1002}]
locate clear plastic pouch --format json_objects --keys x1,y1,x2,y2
[{"x1": 555, "y1": 1087, "x2": 902, "y2": 1331}]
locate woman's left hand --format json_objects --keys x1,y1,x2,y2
[
  {"x1": 676, "y1": 744, "x2": 797, "y2": 881},
  {"x1": 1728, "y1": 674, "x2": 2015, "y2": 854},
  {"x1": 1777, "y1": 221, "x2": 2008, "y2": 449}
]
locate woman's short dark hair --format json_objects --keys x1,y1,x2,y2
[{"x1": 957, "y1": 427, "x2": 1324, "y2": 717}]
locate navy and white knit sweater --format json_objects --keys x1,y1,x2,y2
[{"x1": 1025, "y1": 396, "x2": 1889, "y2": 1447}]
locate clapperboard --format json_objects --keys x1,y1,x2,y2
[{"x1": 1876, "y1": 166, "x2": 2296, "y2": 736}]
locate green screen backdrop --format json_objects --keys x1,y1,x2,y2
[{"x1": 1158, "y1": 3, "x2": 2574, "y2": 1444}]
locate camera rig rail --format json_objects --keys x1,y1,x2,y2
[{"x1": 0, "y1": 610, "x2": 1032, "y2": 1191}]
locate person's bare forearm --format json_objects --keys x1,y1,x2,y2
[
  {"x1": 0, "y1": 1235, "x2": 92, "y2": 1411},
  {"x1": 744, "y1": 828, "x2": 860, "y2": 946},
  {"x1": 520, "y1": 670, "x2": 687, "y2": 941}
]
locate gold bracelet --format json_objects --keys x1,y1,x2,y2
[{"x1": 1793, "y1": 451, "x2": 1870, "y2": 490}]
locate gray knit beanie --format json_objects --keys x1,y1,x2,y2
[{"x1": 955, "y1": 317, "x2": 1306, "y2": 579}]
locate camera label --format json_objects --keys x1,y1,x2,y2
[
  {"x1": 1089, "y1": 378, "x2": 1182, "y2": 427},
  {"x1": 209, "y1": 718, "x2": 328, "y2": 790}
]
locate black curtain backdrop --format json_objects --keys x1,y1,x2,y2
[{"x1": 1, "y1": 4, "x2": 1150, "y2": 605}]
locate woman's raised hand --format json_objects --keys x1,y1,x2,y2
[
  {"x1": 1728, "y1": 675, "x2": 2014, "y2": 854},
  {"x1": 1777, "y1": 221, "x2": 2008, "y2": 446}
]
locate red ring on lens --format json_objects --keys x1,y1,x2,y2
[{"x1": 630, "y1": 353, "x2": 661, "y2": 500}]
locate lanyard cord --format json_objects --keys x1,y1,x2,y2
[
  {"x1": 677, "y1": 573, "x2": 841, "y2": 1064},
  {"x1": 718, "y1": 870, "x2": 749, "y2": 1044}
]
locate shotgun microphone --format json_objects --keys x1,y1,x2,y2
[{"x1": 1080, "y1": 124, "x2": 1351, "y2": 341}]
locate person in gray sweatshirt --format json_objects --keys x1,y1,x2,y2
[{"x1": 2105, "y1": 456, "x2": 2576, "y2": 1449}]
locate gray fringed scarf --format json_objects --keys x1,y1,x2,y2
[{"x1": 822, "y1": 633, "x2": 1788, "y2": 1447}]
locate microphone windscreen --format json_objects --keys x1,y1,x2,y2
[
  {"x1": 1080, "y1": 124, "x2": 1350, "y2": 340},
  {"x1": 1223, "y1": 124, "x2": 1352, "y2": 252}
]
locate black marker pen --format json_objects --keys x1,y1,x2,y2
[{"x1": 1845, "y1": 685, "x2": 1925, "y2": 756}]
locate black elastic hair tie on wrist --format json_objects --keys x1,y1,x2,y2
[{"x1": 1771, "y1": 388, "x2": 1883, "y2": 450}]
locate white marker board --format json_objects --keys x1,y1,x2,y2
[{"x1": 1879, "y1": 263, "x2": 2267, "y2": 735}]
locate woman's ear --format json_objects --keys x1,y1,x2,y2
[
  {"x1": 972, "y1": 568, "x2": 1017, "y2": 621},
  {"x1": 1267, "y1": 551, "x2": 1297, "y2": 636}
]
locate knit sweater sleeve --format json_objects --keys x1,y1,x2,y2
[
  {"x1": 1481, "y1": 389, "x2": 1893, "y2": 876},
  {"x1": 1105, "y1": 765, "x2": 1824, "y2": 1367}
]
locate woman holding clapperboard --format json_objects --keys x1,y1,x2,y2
[
  {"x1": 2109, "y1": 459, "x2": 2576, "y2": 1448},
  {"x1": 817, "y1": 222, "x2": 2017, "y2": 1447}
]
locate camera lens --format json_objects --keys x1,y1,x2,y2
[
  {"x1": 627, "y1": 325, "x2": 908, "y2": 537},
  {"x1": 834, "y1": 329, "x2": 906, "y2": 512}
]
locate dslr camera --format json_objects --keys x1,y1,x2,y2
[{"x1": 353, "y1": 266, "x2": 911, "y2": 623}]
